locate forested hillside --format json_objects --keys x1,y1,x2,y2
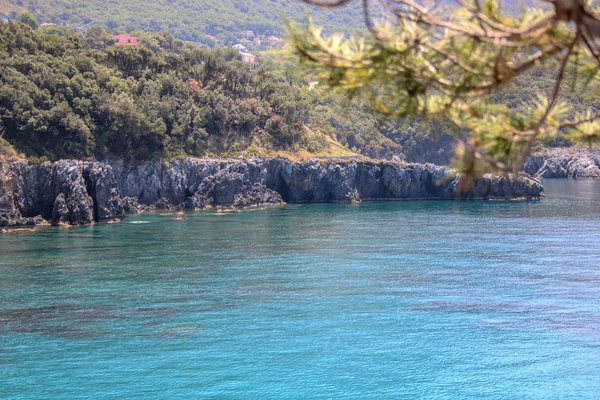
[
  {"x1": 0, "y1": 0, "x2": 367, "y2": 45},
  {"x1": 0, "y1": 21, "x2": 420, "y2": 161},
  {"x1": 1, "y1": 16, "x2": 581, "y2": 164}
]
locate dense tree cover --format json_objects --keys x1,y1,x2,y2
[
  {"x1": 0, "y1": 21, "x2": 324, "y2": 159},
  {"x1": 2, "y1": 0, "x2": 369, "y2": 46},
  {"x1": 1, "y1": 20, "x2": 584, "y2": 165},
  {"x1": 2, "y1": 20, "x2": 428, "y2": 161},
  {"x1": 3, "y1": 0, "x2": 594, "y2": 167}
]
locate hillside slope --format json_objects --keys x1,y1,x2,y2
[
  {"x1": 1, "y1": 21, "x2": 403, "y2": 161},
  {"x1": 1, "y1": 0, "x2": 367, "y2": 44}
]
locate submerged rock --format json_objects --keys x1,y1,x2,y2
[{"x1": 0, "y1": 157, "x2": 545, "y2": 228}]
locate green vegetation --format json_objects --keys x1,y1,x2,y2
[
  {"x1": 0, "y1": 21, "x2": 309, "y2": 159},
  {"x1": 287, "y1": 0, "x2": 600, "y2": 175},
  {"x1": 1, "y1": 20, "x2": 430, "y2": 161},
  {"x1": 17, "y1": 11, "x2": 37, "y2": 29},
  {"x1": 1, "y1": 0, "x2": 368, "y2": 46},
  {"x1": 4, "y1": 6, "x2": 589, "y2": 165}
]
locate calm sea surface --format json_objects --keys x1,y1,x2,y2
[{"x1": 1, "y1": 180, "x2": 600, "y2": 399}]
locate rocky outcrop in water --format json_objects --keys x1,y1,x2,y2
[
  {"x1": 1, "y1": 158, "x2": 544, "y2": 228},
  {"x1": 524, "y1": 148, "x2": 600, "y2": 179}
]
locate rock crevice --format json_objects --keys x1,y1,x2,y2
[{"x1": 1, "y1": 158, "x2": 544, "y2": 228}]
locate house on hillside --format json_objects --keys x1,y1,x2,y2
[
  {"x1": 240, "y1": 52, "x2": 260, "y2": 71},
  {"x1": 268, "y1": 36, "x2": 280, "y2": 44},
  {"x1": 39, "y1": 22, "x2": 56, "y2": 27},
  {"x1": 232, "y1": 43, "x2": 248, "y2": 52},
  {"x1": 113, "y1": 34, "x2": 139, "y2": 46},
  {"x1": 245, "y1": 30, "x2": 254, "y2": 38}
]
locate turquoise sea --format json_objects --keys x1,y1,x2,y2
[{"x1": 1, "y1": 180, "x2": 599, "y2": 399}]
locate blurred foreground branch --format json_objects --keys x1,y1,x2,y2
[{"x1": 287, "y1": 0, "x2": 600, "y2": 176}]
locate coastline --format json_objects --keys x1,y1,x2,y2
[
  {"x1": 524, "y1": 147, "x2": 600, "y2": 179},
  {"x1": 1, "y1": 157, "x2": 544, "y2": 229}
]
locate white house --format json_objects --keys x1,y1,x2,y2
[{"x1": 240, "y1": 52, "x2": 260, "y2": 71}]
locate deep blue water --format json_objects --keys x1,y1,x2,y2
[{"x1": 1, "y1": 180, "x2": 600, "y2": 399}]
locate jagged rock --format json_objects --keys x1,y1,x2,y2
[
  {"x1": 185, "y1": 193, "x2": 211, "y2": 210},
  {"x1": 50, "y1": 161, "x2": 94, "y2": 225},
  {"x1": 233, "y1": 183, "x2": 284, "y2": 208},
  {"x1": 0, "y1": 188, "x2": 35, "y2": 227},
  {"x1": 84, "y1": 162, "x2": 125, "y2": 221},
  {"x1": 474, "y1": 173, "x2": 544, "y2": 199},
  {"x1": 153, "y1": 197, "x2": 178, "y2": 211},
  {"x1": 1, "y1": 157, "x2": 546, "y2": 229},
  {"x1": 51, "y1": 193, "x2": 69, "y2": 225},
  {"x1": 347, "y1": 188, "x2": 362, "y2": 203},
  {"x1": 140, "y1": 197, "x2": 181, "y2": 212},
  {"x1": 121, "y1": 197, "x2": 141, "y2": 214},
  {"x1": 524, "y1": 148, "x2": 600, "y2": 179}
]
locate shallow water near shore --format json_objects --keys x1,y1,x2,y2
[{"x1": 1, "y1": 180, "x2": 599, "y2": 399}]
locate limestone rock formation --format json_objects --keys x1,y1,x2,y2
[
  {"x1": 524, "y1": 148, "x2": 600, "y2": 179},
  {"x1": 1, "y1": 157, "x2": 545, "y2": 228},
  {"x1": 84, "y1": 162, "x2": 125, "y2": 221}
]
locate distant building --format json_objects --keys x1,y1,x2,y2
[
  {"x1": 113, "y1": 34, "x2": 139, "y2": 46},
  {"x1": 245, "y1": 30, "x2": 254, "y2": 38},
  {"x1": 268, "y1": 36, "x2": 280, "y2": 43},
  {"x1": 206, "y1": 34, "x2": 217, "y2": 40},
  {"x1": 309, "y1": 81, "x2": 319, "y2": 91},
  {"x1": 232, "y1": 44, "x2": 248, "y2": 52},
  {"x1": 240, "y1": 52, "x2": 260, "y2": 71},
  {"x1": 254, "y1": 37, "x2": 261, "y2": 45},
  {"x1": 240, "y1": 38, "x2": 251, "y2": 44}
]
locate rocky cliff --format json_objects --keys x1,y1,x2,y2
[
  {"x1": 1, "y1": 158, "x2": 544, "y2": 228},
  {"x1": 524, "y1": 148, "x2": 600, "y2": 179}
]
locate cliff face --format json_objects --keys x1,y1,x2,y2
[
  {"x1": 524, "y1": 148, "x2": 600, "y2": 179},
  {"x1": 1, "y1": 158, "x2": 544, "y2": 228}
]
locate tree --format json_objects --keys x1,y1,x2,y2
[
  {"x1": 286, "y1": 0, "x2": 600, "y2": 177},
  {"x1": 0, "y1": 22, "x2": 327, "y2": 161},
  {"x1": 84, "y1": 26, "x2": 115, "y2": 49},
  {"x1": 18, "y1": 12, "x2": 38, "y2": 30}
]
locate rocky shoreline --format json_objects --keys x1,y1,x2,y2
[
  {"x1": 1, "y1": 158, "x2": 544, "y2": 228},
  {"x1": 524, "y1": 148, "x2": 600, "y2": 179}
]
